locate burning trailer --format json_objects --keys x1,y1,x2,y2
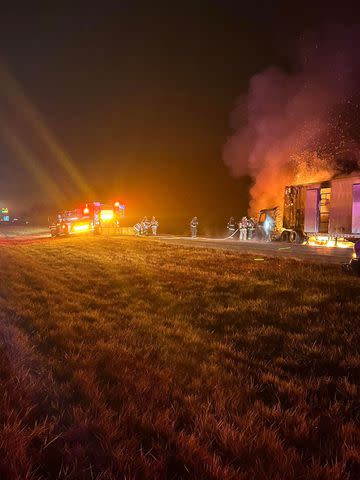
[
  {"x1": 258, "y1": 173, "x2": 360, "y2": 246},
  {"x1": 49, "y1": 201, "x2": 125, "y2": 237}
]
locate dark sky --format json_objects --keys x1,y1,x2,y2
[{"x1": 0, "y1": 1, "x2": 357, "y2": 225}]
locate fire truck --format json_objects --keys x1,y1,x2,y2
[
  {"x1": 49, "y1": 201, "x2": 125, "y2": 237},
  {"x1": 258, "y1": 172, "x2": 360, "y2": 246}
]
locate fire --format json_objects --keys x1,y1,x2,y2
[
  {"x1": 307, "y1": 236, "x2": 354, "y2": 248},
  {"x1": 294, "y1": 165, "x2": 332, "y2": 187}
]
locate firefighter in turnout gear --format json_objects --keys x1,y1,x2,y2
[
  {"x1": 134, "y1": 222, "x2": 142, "y2": 235},
  {"x1": 246, "y1": 217, "x2": 256, "y2": 240},
  {"x1": 190, "y1": 216, "x2": 198, "y2": 238},
  {"x1": 150, "y1": 216, "x2": 159, "y2": 235},
  {"x1": 227, "y1": 217, "x2": 236, "y2": 237},
  {"x1": 239, "y1": 217, "x2": 248, "y2": 241},
  {"x1": 263, "y1": 214, "x2": 275, "y2": 242},
  {"x1": 141, "y1": 216, "x2": 150, "y2": 235}
]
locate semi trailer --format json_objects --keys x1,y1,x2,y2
[{"x1": 258, "y1": 172, "x2": 360, "y2": 245}]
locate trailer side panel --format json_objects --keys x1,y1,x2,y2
[
  {"x1": 328, "y1": 176, "x2": 360, "y2": 236},
  {"x1": 352, "y1": 183, "x2": 360, "y2": 234},
  {"x1": 304, "y1": 188, "x2": 320, "y2": 233}
]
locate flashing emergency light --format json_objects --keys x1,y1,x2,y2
[{"x1": 100, "y1": 209, "x2": 114, "y2": 222}]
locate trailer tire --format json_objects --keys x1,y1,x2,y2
[
  {"x1": 289, "y1": 231, "x2": 298, "y2": 243},
  {"x1": 281, "y1": 231, "x2": 289, "y2": 242}
]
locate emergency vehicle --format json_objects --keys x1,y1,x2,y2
[{"x1": 49, "y1": 201, "x2": 125, "y2": 237}]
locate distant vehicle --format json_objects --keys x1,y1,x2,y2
[
  {"x1": 258, "y1": 173, "x2": 360, "y2": 246},
  {"x1": 49, "y1": 201, "x2": 125, "y2": 237},
  {"x1": 0, "y1": 206, "x2": 10, "y2": 224}
]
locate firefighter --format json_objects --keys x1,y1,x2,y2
[
  {"x1": 263, "y1": 215, "x2": 275, "y2": 242},
  {"x1": 141, "y1": 216, "x2": 150, "y2": 235},
  {"x1": 239, "y1": 217, "x2": 248, "y2": 241},
  {"x1": 134, "y1": 222, "x2": 142, "y2": 235},
  {"x1": 190, "y1": 216, "x2": 198, "y2": 238},
  {"x1": 150, "y1": 216, "x2": 159, "y2": 235},
  {"x1": 246, "y1": 217, "x2": 256, "y2": 240},
  {"x1": 227, "y1": 216, "x2": 236, "y2": 237}
]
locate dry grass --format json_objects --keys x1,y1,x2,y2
[{"x1": 0, "y1": 236, "x2": 360, "y2": 479}]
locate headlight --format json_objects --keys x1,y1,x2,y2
[{"x1": 352, "y1": 252, "x2": 357, "y2": 259}]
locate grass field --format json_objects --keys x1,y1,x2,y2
[{"x1": 0, "y1": 236, "x2": 360, "y2": 480}]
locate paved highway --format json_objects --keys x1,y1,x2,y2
[
  {"x1": 0, "y1": 226, "x2": 354, "y2": 264},
  {"x1": 0, "y1": 226, "x2": 49, "y2": 245},
  {"x1": 154, "y1": 236, "x2": 354, "y2": 264}
]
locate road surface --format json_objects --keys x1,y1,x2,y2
[
  {"x1": 0, "y1": 226, "x2": 49, "y2": 245},
  {"x1": 154, "y1": 236, "x2": 354, "y2": 264},
  {"x1": 0, "y1": 226, "x2": 354, "y2": 264}
]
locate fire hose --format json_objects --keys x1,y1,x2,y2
[{"x1": 225, "y1": 228, "x2": 239, "y2": 239}]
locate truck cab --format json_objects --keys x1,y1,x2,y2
[{"x1": 49, "y1": 208, "x2": 92, "y2": 237}]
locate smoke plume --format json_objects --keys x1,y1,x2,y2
[{"x1": 224, "y1": 24, "x2": 360, "y2": 215}]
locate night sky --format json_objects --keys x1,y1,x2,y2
[{"x1": 0, "y1": 2, "x2": 356, "y2": 229}]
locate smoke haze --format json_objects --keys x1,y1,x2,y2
[{"x1": 224, "y1": 24, "x2": 360, "y2": 214}]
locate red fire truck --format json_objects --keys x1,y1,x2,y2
[{"x1": 49, "y1": 201, "x2": 125, "y2": 237}]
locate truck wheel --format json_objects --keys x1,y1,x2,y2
[
  {"x1": 289, "y1": 231, "x2": 298, "y2": 243},
  {"x1": 281, "y1": 231, "x2": 289, "y2": 242}
]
